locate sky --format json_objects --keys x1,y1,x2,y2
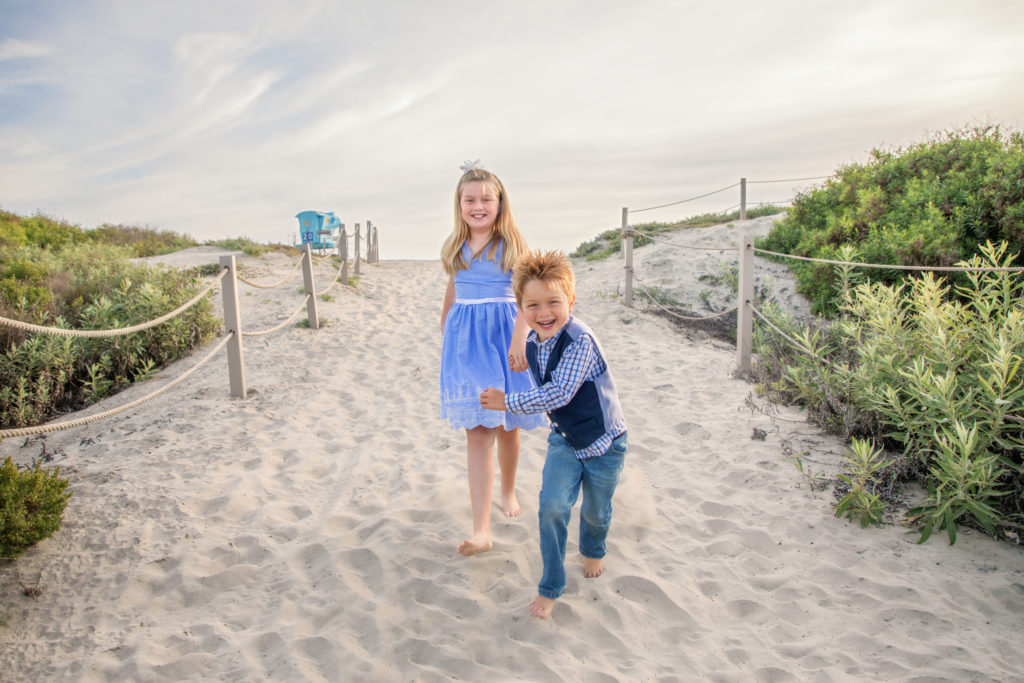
[{"x1": 1, "y1": 0, "x2": 1023, "y2": 260}]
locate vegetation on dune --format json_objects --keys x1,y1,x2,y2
[
  {"x1": 758, "y1": 125, "x2": 1024, "y2": 316},
  {"x1": 752, "y1": 126, "x2": 1024, "y2": 545},
  {"x1": 571, "y1": 206, "x2": 785, "y2": 261},
  {"x1": 569, "y1": 125, "x2": 1024, "y2": 546},
  {"x1": 0, "y1": 213, "x2": 223, "y2": 431}
]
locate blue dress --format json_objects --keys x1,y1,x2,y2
[{"x1": 440, "y1": 241, "x2": 547, "y2": 431}]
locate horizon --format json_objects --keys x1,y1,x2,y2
[{"x1": 2, "y1": 1, "x2": 1023, "y2": 259}]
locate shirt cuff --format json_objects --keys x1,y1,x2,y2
[{"x1": 504, "y1": 392, "x2": 523, "y2": 413}]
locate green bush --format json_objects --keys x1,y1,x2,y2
[
  {"x1": 1, "y1": 224, "x2": 220, "y2": 430},
  {"x1": 753, "y1": 242, "x2": 1024, "y2": 543},
  {"x1": 0, "y1": 457, "x2": 72, "y2": 559},
  {"x1": 759, "y1": 125, "x2": 1024, "y2": 315}
]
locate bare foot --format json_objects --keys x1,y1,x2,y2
[
  {"x1": 530, "y1": 595, "x2": 556, "y2": 618},
  {"x1": 457, "y1": 533, "x2": 493, "y2": 557},
  {"x1": 584, "y1": 556, "x2": 604, "y2": 578},
  {"x1": 502, "y1": 491, "x2": 522, "y2": 518}
]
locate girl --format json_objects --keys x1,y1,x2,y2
[{"x1": 440, "y1": 164, "x2": 546, "y2": 557}]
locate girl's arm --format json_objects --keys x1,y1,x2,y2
[
  {"x1": 508, "y1": 312, "x2": 529, "y2": 372},
  {"x1": 440, "y1": 276, "x2": 455, "y2": 334}
]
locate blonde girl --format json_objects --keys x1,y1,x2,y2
[{"x1": 440, "y1": 164, "x2": 545, "y2": 557}]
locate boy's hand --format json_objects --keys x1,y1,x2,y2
[{"x1": 480, "y1": 388, "x2": 506, "y2": 411}]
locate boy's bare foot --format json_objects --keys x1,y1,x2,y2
[
  {"x1": 584, "y1": 556, "x2": 604, "y2": 578},
  {"x1": 530, "y1": 595, "x2": 556, "y2": 618},
  {"x1": 457, "y1": 533, "x2": 493, "y2": 557},
  {"x1": 502, "y1": 491, "x2": 522, "y2": 518}
]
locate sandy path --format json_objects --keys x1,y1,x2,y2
[{"x1": 2, "y1": 227, "x2": 1023, "y2": 681}]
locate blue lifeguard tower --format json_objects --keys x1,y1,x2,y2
[{"x1": 295, "y1": 211, "x2": 341, "y2": 250}]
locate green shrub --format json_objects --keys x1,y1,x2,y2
[
  {"x1": 0, "y1": 457, "x2": 72, "y2": 559},
  {"x1": 760, "y1": 125, "x2": 1024, "y2": 315},
  {"x1": 1, "y1": 239, "x2": 220, "y2": 430},
  {"x1": 753, "y1": 241, "x2": 1024, "y2": 543},
  {"x1": 208, "y1": 237, "x2": 269, "y2": 257}
]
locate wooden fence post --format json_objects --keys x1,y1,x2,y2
[
  {"x1": 740, "y1": 177, "x2": 747, "y2": 220},
  {"x1": 736, "y1": 234, "x2": 754, "y2": 375},
  {"x1": 366, "y1": 220, "x2": 373, "y2": 263},
  {"x1": 354, "y1": 223, "x2": 361, "y2": 276},
  {"x1": 622, "y1": 207, "x2": 634, "y2": 307},
  {"x1": 219, "y1": 255, "x2": 247, "y2": 398},
  {"x1": 301, "y1": 243, "x2": 320, "y2": 330},
  {"x1": 340, "y1": 224, "x2": 349, "y2": 284}
]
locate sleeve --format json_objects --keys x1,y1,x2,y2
[{"x1": 504, "y1": 335, "x2": 600, "y2": 414}]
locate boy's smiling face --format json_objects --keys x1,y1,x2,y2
[{"x1": 520, "y1": 278, "x2": 575, "y2": 341}]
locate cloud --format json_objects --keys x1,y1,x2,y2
[{"x1": 0, "y1": 38, "x2": 53, "y2": 61}]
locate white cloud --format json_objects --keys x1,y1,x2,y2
[{"x1": 0, "y1": 38, "x2": 53, "y2": 61}]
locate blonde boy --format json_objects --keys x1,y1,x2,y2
[{"x1": 481, "y1": 250, "x2": 627, "y2": 618}]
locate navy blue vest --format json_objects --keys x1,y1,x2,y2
[{"x1": 526, "y1": 317, "x2": 625, "y2": 450}]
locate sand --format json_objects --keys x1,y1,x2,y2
[{"x1": 2, "y1": 222, "x2": 1023, "y2": 682}]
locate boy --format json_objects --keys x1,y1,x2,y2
[{"x1": 480, "y1": 250, "x2": 627, "y2": 619}]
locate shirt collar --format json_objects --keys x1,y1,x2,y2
[{"x1": 528, "y1": 316, "x2": 572, "y2": 348}]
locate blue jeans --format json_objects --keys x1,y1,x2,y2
[{"x1": 537, "y1": 431, "x2": 627, "y2": 599}]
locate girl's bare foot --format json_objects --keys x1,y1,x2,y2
[
  {"x1": 530, "y1": 595, "x2": 556, "y2": 618},
  {"x1": 584, "y1": 556, "x2": 604, "y2": 578},
  {"x1": 502, "y1": 491, "x2": 522, "y2": 518},
  {"x1": 457, "y1": 533, "x2": 493, "y2": 557}
]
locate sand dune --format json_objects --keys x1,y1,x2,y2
[{"x1": 2, "y1": 223, "x2": 1023, "y2": 681}]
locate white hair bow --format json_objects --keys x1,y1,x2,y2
[{"x1": 459, "y1": 159, "x2": 483, "y2": 173}]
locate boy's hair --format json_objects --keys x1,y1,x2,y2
[
  {"x1": 440, "y1": 168, "x2": 528, "y2": 276},
  {"x1": 512, "y1": 250, "x2": 576, "y2": 305}
]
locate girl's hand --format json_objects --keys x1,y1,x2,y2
[{"x1": 508, "y1": 342, "x2": 528, "y2": 373}]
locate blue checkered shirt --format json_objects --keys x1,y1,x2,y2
[{"x1": 505, "y1": 327, "x2": 624, "y2": 459}]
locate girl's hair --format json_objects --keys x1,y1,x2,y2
[
  {"x1": 440, "y1": 168, "x2": 528, "y2": 275},
  {"x1": 512, "y1": 250, "x2": 575, "y2": 305}
]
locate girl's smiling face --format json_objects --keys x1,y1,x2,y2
[
  {"x1": 460, "y1": 181, "x2": 500, "y2": 233},
  {"x1": 519, "y1": 278, "x2": 575, "y2": 341}
]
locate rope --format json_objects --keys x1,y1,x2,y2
[
  {"x1": 630, "y1": 183, "x2": 740, "y2": 214},
  {"x1": 0, "y1": 333, "x2": 234, "y2": 438},
  {"x1": 635, "y1": 279, "x2": 738, "y2": 321},
  {"x1": 237, "y1": 256, "x2": 304, "y2": 289},
  {"x1": 242, "y1": 295, "x2": 312, "y2": 337},
  {"x1": 313, "y1": 250, "x2": 349, "y2": 297},
  {"x1": 0, "y1": 269, "x2": 227, "y2": 338},
  {"x1": 754, "y1": 247, "x2": 1024, "y2": 273},
  {"x1": 747, "y1": 176, "x2": 829, "y2": 184},
  {"x1": 749, "y1": 304, "x2": 824, "y2": 364}
]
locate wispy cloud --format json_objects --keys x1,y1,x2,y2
[{"x1": 0, "y1": 38, "x2": 53, "y2": 61}]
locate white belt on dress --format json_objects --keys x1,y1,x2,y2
[{"x1": 454, "y1": 297, "x2": 515, "y2": 304}]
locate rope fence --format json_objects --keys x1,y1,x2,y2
[
  {"x1": 616, "y1": 175, "x2": 1024, "y2": 375},
  {"x1": 0, "y1": 271, "x2": 227, "y2": 338},
  {"x1": 0, "y1": 227, "x2": 380, "y2": 439},
  {"x1": 0, "y1": 334, "x2": 234, "y2": 438}
]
